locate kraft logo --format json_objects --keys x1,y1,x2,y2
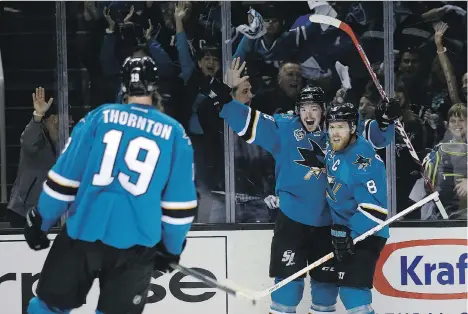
[{"x1": 374, "y1": 239, "x2": 468, "y2": 300}]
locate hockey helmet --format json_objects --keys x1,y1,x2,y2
[
  {"x1": 295, "y1": 85, "x2": 325, "y2": 114},
  {"x1": 120, "y1": 56, "x2": 159, "y2": 97},
  {"x1": 326, "y1": 102, "x2": 359, "y2": 127}
]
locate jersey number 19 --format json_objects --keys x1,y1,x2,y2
[{"x1": 92, "y1": 129, "x2": 160, "y2": 196}]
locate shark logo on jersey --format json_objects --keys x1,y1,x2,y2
[
  {"x1": 353, "y1": 154, "x2": 371, "y2": 171},
  {"x1": 294, "y1": 128, "x2": 306, "y2": 141},
  {"x1": 326, "y1": 175, "x2": 342, "y2": 201},
  {"x1": 294, "y1": 139, "x2": 326, "y2": 180}
]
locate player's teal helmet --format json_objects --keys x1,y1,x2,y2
[
  {"x1": 295, "y1": 85, "x2": 326, "y2": 114},
  {"x1": 120, "y1": 56, "x2": 159, "y2": 97},
  {"x1": 326, "y1": 102, "x2": 359, "y2": 127}
]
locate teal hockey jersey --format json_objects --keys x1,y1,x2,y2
[
  {"x1": 325, "y1": 136, "x2": 389, "y2": 238},
  {"x1": 37, "y1": 103, "x2": 197, "y2": 254},
  {"x1": 220, "y1": 99, "x2": 392, "y2": 226}
]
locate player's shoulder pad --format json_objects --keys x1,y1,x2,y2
[{"x1": 348, "y1": 136, "x2": 383, "y2": 175}]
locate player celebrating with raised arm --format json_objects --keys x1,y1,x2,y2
[
  {"x1": 325, "y1": 103, "x2": 388, "y2": 314},
  {"x1": 23, "y1": 56, "x2": 197, "y2": 314},
  {"x1": 207, "y1": 58, "x2": 398, "y2": 314}
]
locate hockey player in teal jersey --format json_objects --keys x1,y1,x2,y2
[
  {"x1": 325, "y1": 102, "x2": 389, "y2": 314},
  {"x1": 24, "y1": 56, "x2": 197, "y2": 314},
  {"x1": 208, "y1": 58, "x2": 398, "y2": 314}
]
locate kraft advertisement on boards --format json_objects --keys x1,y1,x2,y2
[
  {"x1": 0, "y1": 228, "x2": 466, "y2": 314},
  {"x1": 371, "y1": 227, "x2": 467, "y2": 314}
]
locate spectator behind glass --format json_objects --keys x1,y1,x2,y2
[
  {"x1": 251, "y1": 61, "x2": 303, "y2": 115},
  {"x1": 393, "y1": 80, "x2": 425, "y2": 219},
  {"x1": 415, "y1": 22, "x2": 463, "y2": 150},
  {"x1": 6, "y1": 88, "x2": 58, "y2": 228},
  {"x1": 230, "y1": 78, "x2": 276, "y2": 223},
  {"x1": 197, "y1": 67, "x2": 276, "y2": 223},
  {"x1": 423, "y1": 104, "x2": 467, "y2": 219},
  {"x1": 233, "y1": 3, "x2": 322, "y2": 92},
  {"x1": 174, "y1": 2, "x2": 221, "y2": 133},
  {"x1": 425, "y1": 22, "x2": 462, "y2": 121},
  {"x1": 397, "y1": 46, "x2": 431, "y2": 109},
  {"x1": 157, "y1": 1, "x2": 220, "y2": 61},
  {"x1": 101, "y1": 7, "x2": 175, "y2": 79},
  {"x1": 358, "y1": 92, "x2": 378, "y2": 121}
]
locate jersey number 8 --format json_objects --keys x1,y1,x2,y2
[
  {"x1": 366, "y1": 180, "x2": 377, "y2": 194},
  {"x1": 92, "y1": 129, "x2": 160, "y2": 196}
]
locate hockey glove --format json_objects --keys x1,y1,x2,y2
[
  {"x1": 331, "y1": 224, "x2": 355, "y2": 262},
  {"x1": 153, "y1": 241, "x2": 185, "y2": 273},
  {"x1": 199, "y1": 76, "x2": 232, "y2": 110},
  {"x1": 375, "y1": 97, "x2": 401, "y2": 129},
  {"x1": 24, "y1": 207, "x2": 50, "y2": 251}
]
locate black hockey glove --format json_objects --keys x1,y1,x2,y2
[
  {"x1": 331, "y1": 224, "x2": 355, "y2": 262},
  {"x1": 153, "y1": 241, "x2": 185, "y2": 273},
  {"x1": 199, "y1": 76, "x2": 232, "y2": 110},
  {"x1": 375, "y1": 97, "x2": 402, "y2": 129},
  {"x1": 24, "y1": 207, "x2": 50, "y2": 251}
]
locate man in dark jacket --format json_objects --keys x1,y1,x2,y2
[{"x1": 251, "y1": 61, "x2": 303, "y2": 115}]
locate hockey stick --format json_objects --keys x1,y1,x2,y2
[
  {"x1": 169, "y1": 263, "x2": 258, "y2": 304},
  {"x1": 308, "y1": 14, "x2": 448, "y2": 219},
  {"x1": 251, "y1": 191, "x2": 443, "y2": 300},
  {"x1": 168, "y1": 192, "x2": 442, "y2": 302}
]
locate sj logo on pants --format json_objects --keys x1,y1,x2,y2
[{"x1": 282, "y1": 250, "x2": 296, "y2": 266}]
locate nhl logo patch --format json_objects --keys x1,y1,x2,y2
[{"x1": 294, "y1": 128, "x2": 306, "y2": 141}]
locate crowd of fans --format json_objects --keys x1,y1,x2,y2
[{"x1": 2, "y1": 1, "x2": 467, "y2": 226}]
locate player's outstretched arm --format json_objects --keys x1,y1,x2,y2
[
  {"x1": 362, "y1": 98, "x2": 401, "y2": 149},
  {"x1": 220, "y1": 99, "x2": 281, "y2": 153},
  {"x1": 160, "y1": 127, "x2": 197, "y2": 257},
  {"x1": 219, "y1": 58, "x2": 281, "y2": 153}
]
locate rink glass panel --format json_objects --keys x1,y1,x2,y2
[
  {"x1": 390, "y1": 1, "x2": 467, "y2": 222},
  {"x1": 1, "y1": 1, "x2": 465, "y2": 230},
  {"x1": 228, "y1": 2, "x2": 390, "y2": 224},
  {"x1": 0, "y1": 2, "x2": 61, "y2": 228}
]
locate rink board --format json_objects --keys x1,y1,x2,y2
[{"x1": 0, "y1": 227, "x2": 466, "y2": 314}]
